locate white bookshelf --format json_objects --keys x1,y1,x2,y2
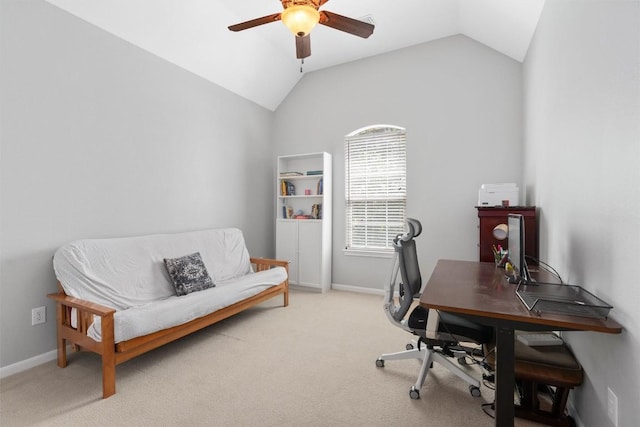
[{"x1": 275, "y1": 152, "x2": 332, "y2": 292}]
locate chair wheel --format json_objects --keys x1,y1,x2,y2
[
  {"x1": 406, "y1": 343, "x2": 414, "y2": 350},
  {"x1": 409, "y1": 387, "x2": 420, "y2": 399},
  {"x1": 469, "y1": 385, "x2": 481, "y2": 397},
  {"x1": 458, "y1": 357, "x2": 468, "y2": 365},
  {"x1": 375, "y1": 359, "x2": 384, "y2": 368}
]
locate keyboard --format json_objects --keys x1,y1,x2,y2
[{"x1": 517, "y1": 333, "x2": 564, "y2": 347}]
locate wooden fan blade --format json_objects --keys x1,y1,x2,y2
[
  {"x1": 319, "y1": 10, "x2": 374, "y2": 38},
  {"x1": 228, "y1": 13, "x2": 281, "y2": 32},
  {"x1": 318, "y1": 0, "x2": 330, "y2": 6},
  {"x1": 296, "y1": 35, "x2": 311, "y2": 59}
]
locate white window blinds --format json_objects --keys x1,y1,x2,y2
[{"x1": 345, "y1": 126, "x2": 406, "y2": 252}]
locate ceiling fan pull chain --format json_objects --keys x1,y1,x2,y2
[{"x1": 300, "y1": 58, "x2": 304, "y2": 73}]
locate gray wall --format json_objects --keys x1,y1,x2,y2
[
  {"x1": 523, "y1": 1, "x2": 640, "y2": 426},
  {"x1": 5, "y1": 3, "x2": 637, "y2": 426},
  {"x1": 274, "y1": 35, "x2": 523, "y2": 290},
  {"x1": 0, "y1": 0, "x2": 275, "y2": 367}
]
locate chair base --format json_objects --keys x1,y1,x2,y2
[{"x1": 376, "y1": 341, "x2": 482, "y2": 399}]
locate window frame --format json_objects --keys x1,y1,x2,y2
[{"x1": 344, "y1": 125, "x2": 407, "y2": 257}]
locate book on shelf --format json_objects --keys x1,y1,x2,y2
[
  {"x1": 281, "y1": 181, "x2": 296, "y2": 196},
  {"x1": 282, "y1": 205, "x2": 293, "y2": 219},
  {"x1": 317, "y1": 178, "x2": 323, "y2": 195},
  {"x1": 311, "y1": 203, "x2": 321, "y2": 219},
  {"x1": 306, "y1": 170, "x2": 322, "y2": 175}
]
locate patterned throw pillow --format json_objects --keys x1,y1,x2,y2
[{"x1": 163, "y1": 252, "x2": 215, "y2": 296}]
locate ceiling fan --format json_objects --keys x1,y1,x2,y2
[{"x1": 228, "y1": 0, "x2": 374, "y2": 59}]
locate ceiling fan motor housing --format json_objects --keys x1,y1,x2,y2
[{"x1": 281, "y1": 0, "x2": 321, "y2": 9}]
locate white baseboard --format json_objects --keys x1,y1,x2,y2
[
  {"x1": 0, "y1": 287, "x2": 378, "y2": 378},
  {"x1": 2, "y1": 286, "x2": 383, "y2": 379},
  {"x1": 331, "y1": 283, "x2": 386, "y2": 296},
  {"x1": 0, "y1": 348, "x2": 60, "y2": 379},
  {"x1": 2, "y1": 288, "x2": 584, "y2": 426}
]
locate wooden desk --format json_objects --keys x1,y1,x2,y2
[{"x1": 420, "y1": 260, "x2": 622, "y2": 427}]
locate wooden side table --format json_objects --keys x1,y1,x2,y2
[{"x1": 476, "y1": 206, "x2": 538, "y2": 263}]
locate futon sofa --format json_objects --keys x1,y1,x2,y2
[{"x1": 48, "y1": 227, "x2": 289, "y2": 398}]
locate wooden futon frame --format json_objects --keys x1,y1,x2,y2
[{"x1": 47, "y1": 258, "x2": 288, "y2": 399}]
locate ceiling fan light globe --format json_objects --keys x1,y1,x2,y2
[{"x1": 281, "y1": 5, "x2": 320, "y2": 37}]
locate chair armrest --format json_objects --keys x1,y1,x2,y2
[{"x1": 47, "y1": 293, "x2": 115, "y2": 317}]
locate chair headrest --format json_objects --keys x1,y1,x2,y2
[{"x1": 401, "y1": 218, "x2": 422, "y2": 242}]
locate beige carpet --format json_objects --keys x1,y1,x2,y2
[{"x1": 1, "y1": 290, "x2": 545, "y2": 426}]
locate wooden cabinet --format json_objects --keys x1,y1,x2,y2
[
  {"x1": 476, "y1": 206, "x2": 538, "y2": 263},
  {"x1": 276, "y1": 153, "x2": 332, "y2": 291}
]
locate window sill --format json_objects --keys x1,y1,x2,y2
[{"x1": 343, "y1": 249, "x2": 393, "y2": 259}]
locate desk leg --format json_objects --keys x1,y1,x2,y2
[{"x1": 495, "y1": 326, "x2": 515, "y2": 427}]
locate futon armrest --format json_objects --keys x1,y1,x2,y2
[
  {"x1": 47, "y1": 293, "x2": 116, "y2": 317},
  {"x1": 250, "y1": 257, "x2": 289, "y2": 270}
]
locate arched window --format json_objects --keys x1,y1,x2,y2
[{"x1": 344, "y1": 125, "x2": 407, "y2": 253}]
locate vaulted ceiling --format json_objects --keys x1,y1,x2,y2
[{"x1": 44, "y1": 0, "x2": 545, "y2": 111}]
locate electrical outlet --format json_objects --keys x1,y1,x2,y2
[
  {"x1": 31, "y1": 306, "x2": 46, "y2": 325},
  {"x1": 607, "y1": 387, "x2": 618, "y2": 427}
]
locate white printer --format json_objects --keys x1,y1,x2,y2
[{"x1": 477, "y1": 183, "x2": 519, "y2": 207}]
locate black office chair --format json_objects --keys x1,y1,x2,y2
[{"x1": 376, "y1": 218, "x2": 494, "y2": 399}]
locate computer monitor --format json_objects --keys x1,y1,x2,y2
[{"x1": 507, "y1": 213, "x2": 531, "y2": 283}]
